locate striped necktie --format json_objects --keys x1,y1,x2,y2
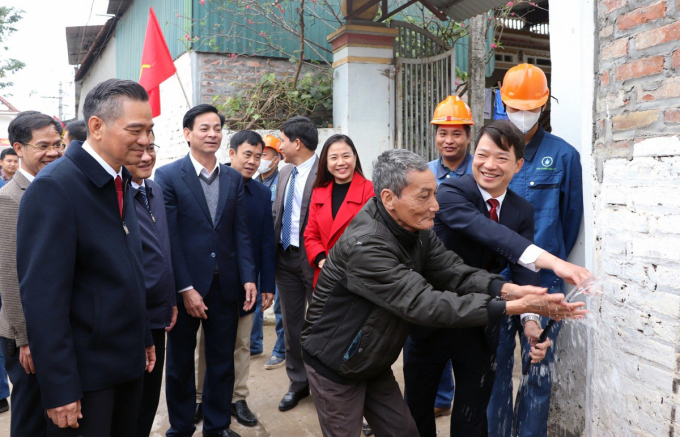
[
  {"x1": 281, "y1": 167, "x2": 298, "y2": 250},
  {"x1": 138, "y1": 185, "x2": 151, "y2": 212}
]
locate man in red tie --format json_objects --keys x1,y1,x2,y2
[
  {"x1": 403, "y1": 120, "x2": 590, "y2": 437},
  {"x1": 17, "y1": 79, "x2": 156, "y2": 437}
]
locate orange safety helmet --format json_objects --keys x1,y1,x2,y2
[
  {"x1": 500, "y1": 64, "x2": 550, "y2": 111},
  {"x1": 430, "y1": 96, "x2": 475, "y2": 126},
  {"x1": 263, "y1": 134, "x2": 282, "y2": 155}
]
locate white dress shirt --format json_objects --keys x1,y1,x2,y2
[
  {"x1": 19, "y1": 168, "x2": 35, "y2": 183},
  {"x1": 189, "y1": 152, "x2": 220, "y2": 178},
  {"x1": 280, "y1": 154, "x2": 316, "y2": 248},
  {"x1": 82, "y1": 142, "x2": 123, "y2": 180},
  {"x1": 476, "y1": 185, "x2": 544, "y2": 323}
]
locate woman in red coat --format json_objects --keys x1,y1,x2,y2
[{"x1": 304, "y1": 134, "x2": 374, "y2": 286}]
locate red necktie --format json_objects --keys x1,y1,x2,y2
[
  {"x1": 115, "y1": 176, "x2": 124, "y2": 218},
  {"x1": 486, "y1": 198, "x2": 500, "y2": 270},
  {"x1": 487, "y1": 198, "x2": 499, "y2": 222}
]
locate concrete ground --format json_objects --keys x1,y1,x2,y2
[{"x1": 0, "y1": 325, "x2": 521, "y2": 437}]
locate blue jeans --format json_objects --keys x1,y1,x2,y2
[
  {"x1": 271, "y1": 289, "x2": 285, "y2": 358},
  {"x1": 435, "y1": 360, "x2": 454, "y2": 409},
  {"x1": 0, "y1": 300, "x2": 10, "y2": 400},
  {"x1": 487, "y1": 284, "x2": 564, "y2": 437},
  {"x1": 250, "y1": 289, "x2": 264, "y2": 355}
]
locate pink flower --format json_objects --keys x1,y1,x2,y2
[
  {"x1": 175, "y1": 13, "x2": 179, "y2": 17},
  {"x1": 491, "y1": 43, "x2": 497, "y2": 48},
  {"x1": 231, "y1": 53, "x2": 236, "y2": 60},
  {"x1": 200, "y1": 0, "x2": 205, "y2": 4},
  {"x1": 461, "y1": 23, "x2": 465, "y2": 27},
  {"x1": 248, "y1": 20, "x2": 254, "y2": 24},
  {"x1": 510, "y1": 12, "x2": 515, "y2": 15},
  {"x1": 259, "y1": 32, "x2": 266, "y2": 37},
  {"x1": 506, "y1": 1, "x2": 513, "y2": 5},
  {"x1": 185, "y1": 34, "x2": 191, "y2": 41},
  {"x1": 246, "y1": 5, "x2": 250, "y2": 8}
]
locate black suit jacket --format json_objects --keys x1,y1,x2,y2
[
  {"x1": 418, "y1": 174, "x2": 540, "y2": 349},
  {"x1": 238, "y1": 178, "x2": 276, "y2": 316},
  {"x1": 17, "y1": 141, "x2": 151, "y2": 409},
  {"x1": 131, "y1": 179, "x2": 176, "y2": 328},
  {"x1": 154, "y1": 154, "x2": 256, "y2": 301}
]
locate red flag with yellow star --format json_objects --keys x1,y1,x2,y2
[{"x1": 139, "y1": 7, "x2": 176, "y2": 117}]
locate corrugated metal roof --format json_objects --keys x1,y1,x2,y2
[
  {"x1": 429, "y1": 0, "x2": 509, "y2": 22},
  {"x1": 191, "y1": 0, "x2": 339, "y2": 63},
  {"x1": 65, "y1": 25, "x2": 105, "y2": 65}
]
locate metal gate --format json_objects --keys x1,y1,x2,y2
[{"x1": 392, "y1": 21, "x2": 455, "y2": 162}]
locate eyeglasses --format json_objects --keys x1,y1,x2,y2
[
  {"x1": 23, "y1": 143, "x2": 65, "y2": 152},
  {"x1": 145, "y1": 145, "x2": 160, "y2": 155}
]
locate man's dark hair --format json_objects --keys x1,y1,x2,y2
[
  {"x1": 183, "y1": 104, "x2": 225, "y2": 131},
  {"x1": 230, "y1": 130, "x2": 264, "y2": 151},
  {"x1": 1, "y1": 148, "x2": 17, "y2": 160},
  {"x1": 435, "y1": 124, "x2": 471, "y2": 137},
  {"x1": 281, "y1": 116, "x2": 318, "y2": 151},
  {"x1": 475, "y1": 120, "x2": 525, "y2": 160},
  {"x1": 82, "y1": 79, "x2": 149, "y2": 124},
  {"x1": 8, "y1": 111, "x2": 63, "y2": 147},
  {"x1": 65, "y1": 120, "x2": 87, "y2": 142}
]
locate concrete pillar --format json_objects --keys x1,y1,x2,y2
[{"x1": 327, "y1": 23, "x2": 397, "y2": 178}]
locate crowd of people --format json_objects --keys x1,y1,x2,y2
[{"x1": 0, "y1": 62, "x2": 590, "y2": 437}]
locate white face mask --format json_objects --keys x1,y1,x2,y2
[
  {"x1": 507, "y1": 110, "x2": 541, "y2": 134},
  {"x1": 258, "y1": 159, "x2": 273, "y2": 174}
]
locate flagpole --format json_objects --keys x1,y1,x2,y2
[{"x1": 175, "y1": 71, "x2": 191, "y2": 108}]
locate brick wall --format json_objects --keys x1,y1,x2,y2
[
  {"x1": 591, "y1": 0, "x2": 680, "y2": 435},
  {"x1": 197, "y1": 52, "x2": 318, "y2": 105}
]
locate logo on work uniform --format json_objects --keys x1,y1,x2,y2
[{"x1": 541, "y1": 156, "x2": 553, "y2": 167}]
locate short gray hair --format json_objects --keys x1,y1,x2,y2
[{"x1": 373, "y1": 149, "x2": 429, "y2": 198}]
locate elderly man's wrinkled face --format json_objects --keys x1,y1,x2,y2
[{"x1": 384, "y1": 170, "x2": 439, "y2": 232}]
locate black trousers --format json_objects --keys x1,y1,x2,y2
[
  {"x1": 2, "y1": 337, "x2": 47, "y2": 437},
  {"x1": 136, "y1": 328, "x2": 166, "y2": 437},
  {"x1": 46, "y1": 376, "x2": 144, "y2": 437},
  {"x1": 275, "y1": 246, "x2": 313, "y2": 393},
  {"x1": 403, "y1": 327, "x2": 496, "y2": 437},
  {"x1": 165, "y1": 275, "x2": 239, "y2": 436}
]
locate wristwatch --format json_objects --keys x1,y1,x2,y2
[{"x1": 521, "y1": 314, "x2": 541, "y2": 328}]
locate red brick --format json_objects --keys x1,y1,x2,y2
[
  {"x1": 639, "y1": 77, "x2": 680, "y2": 101},
  {"x1": 673, "y1": 49, "x2": 680, "y2": 68},
  {"x1": 612, "y1": 110, "x2": 659, "y2": 131},
  {"x1": 664, "y1": 109, "x2": 680, "y2": 123},
  {"x1": 604, "y1": 0, "x2": 627, "y2": 13},
  {"x1": 603, "y1": 38, "x2": 629, "y2": 60},
  {"x1": 602, "y1": 70, "x2": 610, "y2": 86},
  {"x1": 615, "y1": 56, "x2": 664, "y2": 81},
  {"x1": 618, "y1": 1, "x2": 666, "y2": 30},
  {"x1": 635, "y1": 20, "x2": 680, "y2": 50}
]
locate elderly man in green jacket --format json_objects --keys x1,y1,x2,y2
[{"x1": 301, "y1": 149, "x2": 586, "y2": 437}]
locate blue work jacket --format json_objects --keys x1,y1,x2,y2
[
  {"x1": 507, "y1": 126, "x2": 584, "y2": 291},
  {"x1": 427, "y1": 152, "x2": 473, "y2": 186}
]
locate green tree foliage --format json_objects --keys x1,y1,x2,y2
[{"x1": 0, "y1": 6, "x2": 25, "y2": 90}]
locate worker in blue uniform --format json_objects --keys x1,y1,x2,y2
[{"x1": 487, "y1": 63, "x2": 584, "y2": 437}]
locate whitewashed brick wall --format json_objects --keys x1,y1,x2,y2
[{"x1": 586, "y1": 0, "x2": 680, "y2": 434}]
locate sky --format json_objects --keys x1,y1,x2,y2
[{"x1": 1, "y1": 0, "x2": 111, "y2": 120}]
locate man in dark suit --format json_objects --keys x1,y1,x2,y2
[
  {"x1": 17, "y1": 79, "x2": 156, "y2": 436},
  {"x1": 272, "y1": 116, "x2": 319, "y2": 411},
  {"x1": 127, "y1": 131, "x2": 178, "y2": 437},
  {"x1": 404, "y1": 121, "x2": 590, "y2": 437},
  {"x1": 227, "y1": 130, "x2": 276, "y2": 426},
  {"x1": 155, "y1": 104, "x2": 256, "y2": 437},
  {"x1": 0, "y1": 111, "x2": 65, "y2": 436}
]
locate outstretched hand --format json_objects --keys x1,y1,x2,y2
[{"x1": 508, "y1": 293, "x2": 587, "y2": 319}]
